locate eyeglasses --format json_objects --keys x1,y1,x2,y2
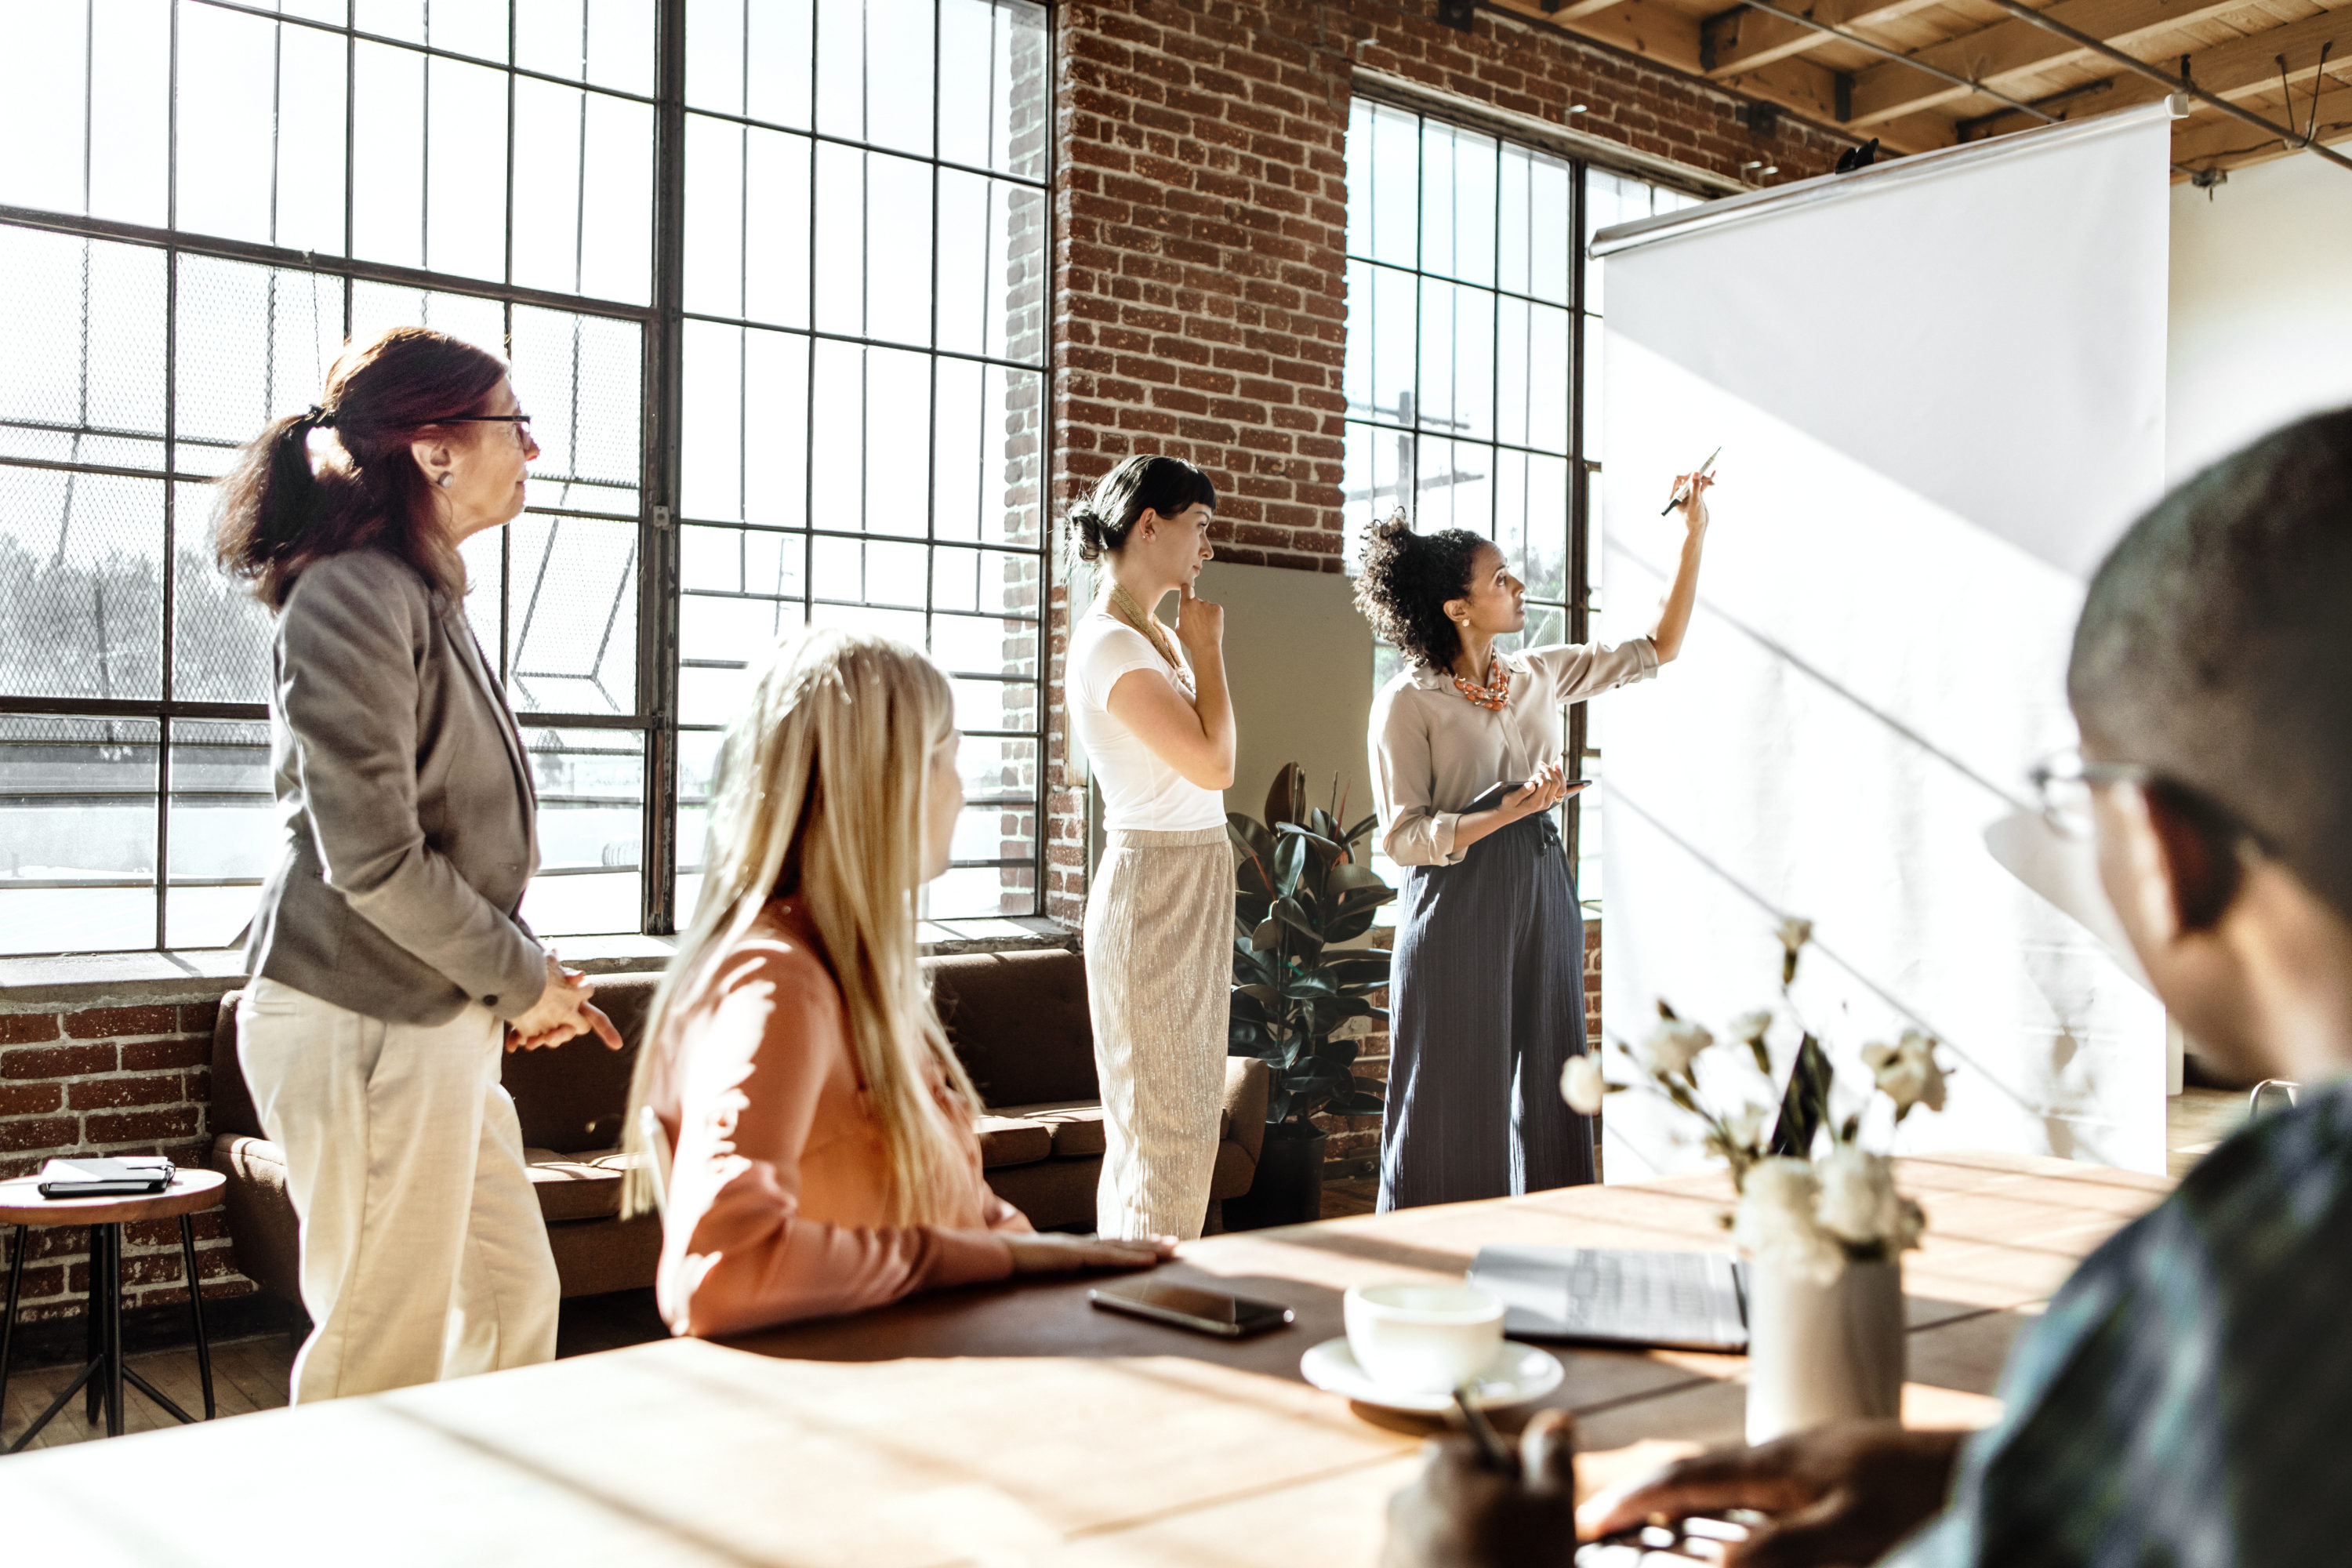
[
  {"x1": 2027, "y1": 749, "x2": 2154, "y2": 839},
  {"x1": 437, "y1": 412, "x2": 533, "y2": 445}
]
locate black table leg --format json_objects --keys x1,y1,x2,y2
[
  {"x1": 0, "y1": 1224, "x2": 24, "y2": 1421},
  {"x1": 100, "y1": 1225, "x2": 123, "y2": 1438},
  {"x1": 178, "y1": 1213, "x2": 215, "y2": 1420},
  {"x1": 83, "y1": 1225, "x2": 103, "y2": 1425}
]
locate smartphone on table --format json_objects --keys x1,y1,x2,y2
[{"x1": 1088, "y1": 1278, "x2": 1296, "y2": 1339}]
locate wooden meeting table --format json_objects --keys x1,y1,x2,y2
[{"x1": 0, "y1": 1152, "x2": 2169, "y2": 1565}]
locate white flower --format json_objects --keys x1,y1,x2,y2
[
  {"x1": 1729, "y1": 1010, "x2": 1774, "y2": 1046},
  {"x1": 1639, "y1": 1018, "x2": 1715, "y2": 1077},
  {"x1": 1723, "y1": 1104, "x2": 1768, "y2": 1150},
  {"x1": 1731, "y1": 1157, "x2": 1845, "y2": 1284},
  {"x1": 1561, "y1": 1054, "x2": 1606, "y2": 1115},
  {"x1": 1775, "y1": 917, "x2": 1813, "y2": 956},
  {"x1": 1815, "y1": 1145, "x2": 1903, "y2": 1249},
  {"x1": 1860, "y1": 1029, "x2": 1947, "y2": 1119}
]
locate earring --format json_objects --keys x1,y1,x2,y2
[{"x1": 436, "y1": 473, "x2": 454, "y2": 488}]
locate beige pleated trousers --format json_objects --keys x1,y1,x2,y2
[
  {"x1": 237, "y1": 977, "x2": 560, "y2": 1403},
  {"x1": 1084, "y1": 826, "x2": 1235, "y2": 1241}
]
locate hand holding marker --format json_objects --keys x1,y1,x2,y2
[{"x1": 1660, "y1": 446, "x2": 1721, "y2": 515}]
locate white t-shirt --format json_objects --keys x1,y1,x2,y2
[{"x1": 1068, "y1": 607, "x2": 1225, "y2": 833}]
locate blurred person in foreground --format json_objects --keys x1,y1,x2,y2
[
  {"x1": 620, "y1": 629, "x2": 1170, "y2": 1335},
  {"x1": 215, "y1": 327, "x2": 618, "y2": 1403},
  {"x1": 1382, "y1": 405, "x2": 2352, "y2": 1566}
]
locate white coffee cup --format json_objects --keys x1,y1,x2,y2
[{"x1": 1343, "y1": 1283, "x2": 1506, "y2": 1396}]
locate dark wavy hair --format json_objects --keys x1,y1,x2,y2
[
  {"x1": 1354, "y1": 511, "x2": 1490, "y2": 672},
  {"x1": 212, "y1": 326, "x2": 509, "y2": 609},
  {"x1": 1067, "y1": 454, "x2": 1218, "y2": 563}
]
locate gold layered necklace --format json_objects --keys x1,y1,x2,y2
[
  {"x1": 1106, "y1": 581, "x2": 1193, "y2": 695},
  {"x1": 1453, "y1": 656, "x2": 1511, "y2": 711}
]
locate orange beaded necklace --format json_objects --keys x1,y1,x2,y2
[{"x1": 1453, "y1": 657, "x2": 1511, "y2": 711}]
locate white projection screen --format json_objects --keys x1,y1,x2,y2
[{"x1": 1592, "y1": 104, "x2": 2176, "y2": 1178}]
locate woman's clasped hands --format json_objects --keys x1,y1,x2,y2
[{"x1": 505, "y1": 951, "x2": 624, "y2": 1053}]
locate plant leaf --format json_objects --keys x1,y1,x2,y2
[
  {"x1": 1265, "y1": 763, "x2": 1307, "y2": 829},
  {"x1": 1273, "y1": 833, "x2": 1307, "y2": 898}
]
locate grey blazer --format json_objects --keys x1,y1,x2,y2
[{"x1": 245, "y1": 548, "x2": 547, "y2": 1027}]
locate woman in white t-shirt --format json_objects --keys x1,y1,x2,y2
[{"x1": 1067, "y1": 455, "x2": 1236, "y2": 1241}]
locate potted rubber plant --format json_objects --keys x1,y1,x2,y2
[{"x1": 1223, "y1": 764, "x2": 1398, "y2": 1229}]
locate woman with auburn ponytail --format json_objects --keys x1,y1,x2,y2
[
  {"x1": 216, "y1": 326, "x2": 619, "y2": 1403},
  {"x1": 619, "y1": 629, "x2": 1168, "y2": 1337},
  {"x1": 1065, "y1": 454, "x2": 1237, "y2": 1243}
]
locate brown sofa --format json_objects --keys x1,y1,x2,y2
[{"x1": 207, "y1": 947, "x2": 1267, "y2": 1308}]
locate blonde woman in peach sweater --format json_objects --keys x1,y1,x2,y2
[{"x1": 621, "y1": 629, "x2": 1170, "y2": 1335}]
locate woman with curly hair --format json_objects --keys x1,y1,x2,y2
[{"x1": 1358, "y1": 474, "x2": 1715, "y2": 1210}]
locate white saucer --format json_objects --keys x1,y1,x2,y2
[{"x1": 1299, "y1": 1337, "x2": 1564, "y2": 1413}]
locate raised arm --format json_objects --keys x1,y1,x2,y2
[
  {"x1": 1648, "y1": 470, "x2": 1714, "y2": 664},
  {"x1": 1102, "y1": 580, "x2": 1235, "y2": 790}
]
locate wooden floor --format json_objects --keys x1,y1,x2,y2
[
  {"x1": 0, "y1": 1093, "x2": 2257, "y2": 1454},
  {"x1": 2, "y1": 1287, "x2": 670, "y2": 1454}
]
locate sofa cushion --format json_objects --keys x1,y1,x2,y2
[
  {"x1": 209, "y1": 976, "x2": 662, "y2": 1158},
  {"x1": 930, "y1": 949, "x2": 1096, "y2": 1108},
  {"x1": 993, "y1": 1100, "x2": 1107, "y2": 1160},
  {"x1": 983, "y1": 1154, "x2": 1101, "y2": 1232},
  {"x1": 211, "y1": 990, "x2": 263, "y2": 1141},
  {"x1": 524, "y1": 1147, "x2": 635, "y2": 1223},
  {"x1": 975, "y1": 1116, "x2": 1054, "y2": 1169},
  {"x1": 503, "y1": 974, "x2": 658, "y2": 1155}
]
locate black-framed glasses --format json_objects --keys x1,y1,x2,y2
[
  {"x1": 437, "y1": 412, "x2": 533, "y2": 443},
  {"x1": 2027, "y1": 749, "x2": 2154, "y2": 839}
]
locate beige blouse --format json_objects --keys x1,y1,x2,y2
[{"x1": 1369, "y1": 640, "x2": 1659, "y2": 868}]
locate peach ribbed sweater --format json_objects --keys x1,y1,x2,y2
[{"x1": 647, "y1": 901, "x2": 1031, "y2": 1337}]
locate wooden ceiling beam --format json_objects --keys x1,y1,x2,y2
[
  {"x1": 2092, "y1": 8, "x2": 2352, "y2": 117},
  {"x1": 2172, "y1": 78, "x2": 2352, "y2": 166},
  {"x1": 1843, "y1": 0, "x2": 2253, "y2": 126},
  {"x1": 1481, "y1": 0, "x2": 1945, "y2": 155},
  {"x1": 1698, "y1": 0, "x2": 1945, "y2": 78}
]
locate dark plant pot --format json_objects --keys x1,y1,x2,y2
[{"x1": 1223, "y1": 1123, "x2": 1330, "y2": 1232}]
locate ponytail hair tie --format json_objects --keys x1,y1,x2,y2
[{"x1": 302, "y1": 405, "x2": 336, "y2": 430}]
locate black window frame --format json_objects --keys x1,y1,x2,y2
[{"x1": 0, "y1": 0, "x2": 1056, "y2": 957}]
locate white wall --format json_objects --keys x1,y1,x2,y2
[
  {"x1": 2169, "y1": 154, "x2": 2352, "y2": 481},
  {"x1": 1069, "y1": 559, "x2": 1377, "y2": 847}
]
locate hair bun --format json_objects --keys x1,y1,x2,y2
[{"x1": 1068, "y1": 503, "x2": 1108, "y2": 563}]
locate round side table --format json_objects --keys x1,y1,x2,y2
[{"x1": 0, "y1": 1167, "x2": 227, "y2": 1452}]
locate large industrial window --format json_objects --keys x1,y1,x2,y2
[
  {"x1": 677, "y1": 0, "x2": 1050, "y2": 922},
  {"x1": 0, "y1": 0, "x2": 1051, "y2": 957},
  {"x1": 1341, "y1": 97, "x2": 1697, "y2": 909}
]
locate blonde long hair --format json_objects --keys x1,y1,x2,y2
[{"x1": 620, "y1": 628, "x2": 979, "y2": 1222}]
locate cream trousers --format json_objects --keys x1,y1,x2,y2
[
  {"x1": 238, "y1": 977, "x2": 560, "y2": 1403},
  {"x1": 1083, "y1": 826, "x2": 1235, "y2": 1242}
]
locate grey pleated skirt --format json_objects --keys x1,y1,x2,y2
[
  {"x1": 1083, "y1": 826, "x2": 1235, "y2": 1241},
  {"x1": 1377, "y1": 808, "x2": 1595, "y2": 1212}
]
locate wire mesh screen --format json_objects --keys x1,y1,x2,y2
[
  {"x1": 0, "y1": 0, "x2": 659, "y2": 953},
  {"x1": 0, "y1": 0, "x2": 1054, "y2": 952}
]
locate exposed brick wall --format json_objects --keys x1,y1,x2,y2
[
  {"x1": 1042, "y1": 0, "x2": 1845, "y2": 924},
  {"x1": 0, "y1": 988, "x2": 250, "y2": 1326}
]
